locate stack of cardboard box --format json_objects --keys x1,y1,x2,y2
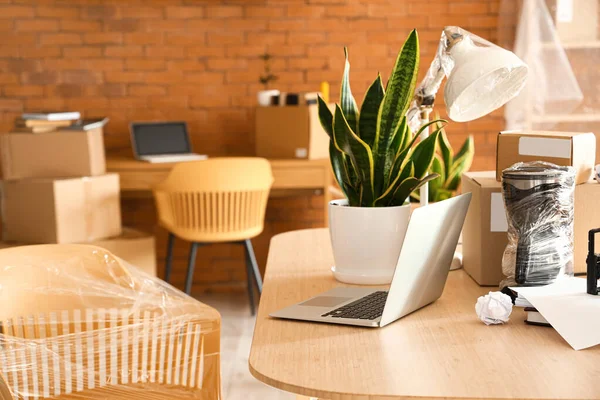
[
  {"x1": 462, "y1": 131, "x2": 599, "y2": 286},
  {"x1": 0, "y1": 124, "x2": 157, "y2": 276}
]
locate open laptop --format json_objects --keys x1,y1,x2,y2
[
  {"x1": 270, "y1": 193, "x2": 472, "y2": 328},
  {"x1": 130, "y1": 121, "x2": 207, "y2": 163}
]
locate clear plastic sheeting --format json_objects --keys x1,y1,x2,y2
[
  {"x1": 407, "y1": 25, "x2": 527, "y2": 130},
  {"x1": 503, "y1": 0, "x2": 584, "y2": 130},
  {"x1": 501, "y1": 162, "x2": 575, "y2": 288},
  {"x1": 0, "y1": 244, "x2": 221, "y2": 400}
]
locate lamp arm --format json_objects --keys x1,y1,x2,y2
[{"x1": 406, "y1": 27, "x2": 464, "y2": 131}]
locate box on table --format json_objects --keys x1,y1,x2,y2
[
  {"x1": 1, "y1": 174, "x2": 121, "y2": 244},
  {"x1": 255, "y1": 104, "x2": 329, "y2": 159},
  {"x1": 496, "y1": 131, "x2": 596, "y2": 184},
  {"x1": 0, "y1": 227, "x2": 156, "y2": 276},
  {"x1": 1, "y1": 128, "x2": 105, "y2": 180},
  {"x1": 461, "y1": 171, "x2": 508, "y2": 286},
  {"x1": 574, "y1": 181, "x2": 600, "y2": 274}
]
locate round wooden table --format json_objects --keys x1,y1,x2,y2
[{"x1": 249, "y1": 228, "x2": 600, "y2": 400}]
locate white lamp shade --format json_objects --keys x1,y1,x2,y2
[{"x1": 444, "y1": 36, "x2": 529, "y2": 122}]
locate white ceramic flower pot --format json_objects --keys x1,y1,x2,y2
[
  {"x1": 257, "y1": 89, "x2": 280, "y2": 106},
  {"x1": 328, "y1": 199, "x2": 412, "y2": 285}
]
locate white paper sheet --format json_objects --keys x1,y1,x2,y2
[{"x1": 511, "y1": 278, "x2": 600, "y2": 350}]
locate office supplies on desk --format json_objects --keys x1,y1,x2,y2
[
  {"x1": 63, "y1": 117, "x2": 109, "y2": 131},
  {"x1": 524, "y1": 307, "x2": 551, "y2": 327},
  {"x1": 130, "y1": 121, "x2": 207, "y2": 163},
  {"x1": 512, "y1": 278, "x2": 600, "y2": 350},
  {"x1": 21, "y1": 111, "x2": 81, "y2": 121},
  {"x1": 270, "y1": 193, "x2": 471, "y2": 328},
  {"x1": 501, "y1": 162, "x2": 575, "y2": 287}
]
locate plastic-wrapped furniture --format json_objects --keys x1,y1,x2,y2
[
  {"x1": 0, "y1": 244, "x2": 221, "y2": 400},
  {"x1": 153, "y1": 158, "x2": 273, "y2": 314}
]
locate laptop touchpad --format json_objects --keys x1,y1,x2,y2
[{"x1": 299, "y1": 296, "x2": 353, "y2": 307}]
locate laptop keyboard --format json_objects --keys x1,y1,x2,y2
[{"x1": 321, "y1": 291, "x2": 388, "y2": 320}]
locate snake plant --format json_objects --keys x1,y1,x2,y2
[
  {"x1": 411, "y1": 119, "x2": 474, "y2": 203},
  {"x1": 318, "y1": 29, "x2": 444, "y2": 207}
]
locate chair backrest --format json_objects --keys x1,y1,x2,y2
[
  {"x1": 0, "y1": 245, "x2": 221, "y2": 400},
  {"x1": 153, "y1": 158, "x2": 273, "y2": 242}
]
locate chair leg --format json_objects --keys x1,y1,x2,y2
[
  {"x1": 244, "y1": 239, "x2": 263, "y2": 293},
  {"x1": 164, "y1": 232, "x2": 175, "y2": 283},
  {"x1": 244, "y1": 248, "x2": 256, "y2": 316},
  {"x1": 185, "y1": 242, "x2": 200, "y2": 295}
]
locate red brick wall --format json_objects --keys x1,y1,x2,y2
[{"x1": 0, "y1": 0, "x2": 505, "y2": 293}]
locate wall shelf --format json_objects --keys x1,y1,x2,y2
[
  {"x1": 532, "y1": 113, "x2": 600, "y2": 123},
  {"x1": 542, "y1": 40, "x2": 600, "y2": 49}
]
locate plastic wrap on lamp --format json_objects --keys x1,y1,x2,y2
[
  {"x1": 0, "y1": 244, "x2": 221, "y2": 400},
  {"x1": 443, "y1": 26, "x2": 528, "y2": 122},
  {"x1": 500, "y1": 162, "x2": 575, "y2": 288},
  {"x1": 408, "y1": 26, "x2": 528, "y2": 130}
]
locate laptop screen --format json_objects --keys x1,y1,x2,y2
[{"x1": 131, "y1": 122, "x2": 191, "y2": 156}]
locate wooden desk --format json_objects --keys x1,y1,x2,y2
[
  {"x1": 249, "y1": 228, "x2": 600, "y2": 400},
  {"x1": 106, "y1": 156, "x2": 333, "y2": 222}
]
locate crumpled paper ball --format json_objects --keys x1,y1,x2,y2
[{"x1": 475, "y1": 291, "x2": 513, "y2": 325}]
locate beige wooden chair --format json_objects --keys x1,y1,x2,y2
[
  {"x1": 0, "y1": 244, "x2": 221, "y2": 400},
  {"x1": 153, "y1": 158, "x2": 273, "y2": 315}
]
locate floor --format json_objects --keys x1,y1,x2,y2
[{"x1": 199, "y1": 293, "x2": 294, "y2": 400}]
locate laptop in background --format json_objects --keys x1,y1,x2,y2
[
  {"x1": 270, "y1": 193, "x2": 472, "y2": 328},
  {"x1": 130, "y1": 121, "x2": 207, "y2": 163}
]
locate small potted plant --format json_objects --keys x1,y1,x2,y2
[
  {"x1": 257, "y1": 53, "x2": 279, "y2": 106},
  {"x1": 318, "y1": 29, "x2": 445, "y2": 284},
  {"x1": 411, "y1": 118, "x2": 474, "y2": 203}
]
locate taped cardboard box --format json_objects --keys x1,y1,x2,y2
[
  {"x1": 1, "y1": 128, "x2": 105, "y2": 180},
  {"x1": 255, "y1": 104, "x2": 329, "y2": 159},
  {"x1": 0, "y1": 227, "x2": 156, "y2": 276},
  {"x1": 0, "y1": 244, "x2": 221, "y2": 399},
  {"x1": 574, "y1": 181, "x2": 600, "y2": 274},
  {"x1": 462, "y1": 171, "x2": 508, "y2": 286},
  {"x1": 463, "y1": 173, "x2": 600, "y2": 280},
  {"x1": 496, "y1": 131, "x2": 595, "y2": 184},
  {"x1": 1, "y1": 174, "x2": 121, "y2": 244}
]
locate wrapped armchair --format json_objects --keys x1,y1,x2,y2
[{"x1": 0, "y1": 244, "x2": 221, "y2": 400}]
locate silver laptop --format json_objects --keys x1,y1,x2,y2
[
  {"x1": 270, "y1": 193, "x2": 472, "y2": 328},
  {"x1": 130, "y1": 121, "x2": 207, "y2": 163}
]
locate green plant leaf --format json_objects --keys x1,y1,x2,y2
[
  {"x1": 372, "y1": 30, "x2": 419, "y2": 195},
  {"x1": 453, "y1": 134, "x2": 475, "y2": 165},
  {"x1": 329, "y1": 141, "x2": 361, "y2": 205},
  {"x1": 334, "y1": 105, "x2": 375, "y2": 206},
  {"x1": 358, "y1": 74, "x2": 385, "y2": 148},
  {"x1": 375, "y1": 160, "x2": 413, "y2": 206},
  {"x1": 446, "y1": 135, "x2": 474, "y2": 190},
  {"x1": 428, "y1": 155, "x2": 444, "y2": 202},
  {"x1": 389, "y1": 174, "x2": 439, "y2": 207},
  {"x1": 341, "y1": 47, "x2": 359, "y2": 134},
  {"x1": 393, "y1": 119, "x2": 445, "y2": 173},
  {"x1": 385, "y1": 116, "x2": 408, "y2": 187},
  {"x1": 317, "y1": 95, "x2": 333, "y2": 139},
  {"x1": 437, "y1": 122, "x2": 453, "y2": 172},
  {"x1": 409, "y1": 129, "x2": 440, "y2": 179}
]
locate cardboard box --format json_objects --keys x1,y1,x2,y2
[
  {"x1": 574, "y1": 181, "x2": 600, "y2": 274},
  {"x1": 461, "y1": 171, "x2": 509, "y2": 286},
  {"x1": 0, "y1": 227, "x2": 156, "y2": 276},
  {"x1": 1, "y1": 128, "x2": 106, "y2": 180},
  {"x1": 255, "y1": 104, "x2": 329, "y2": 159},
  {"x1": 555, "y1": 0, "x2": 598, "y2": 42},
  {"x1": 1, "y1": 174, "x2": 121, "y2": 243},
  {"x1": 496, "y1": 131, "x2": 596, "y2": 184}
]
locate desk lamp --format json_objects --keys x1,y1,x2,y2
[{"x1": 407, "y1": 26, "x2": 528, "y2": 206}]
